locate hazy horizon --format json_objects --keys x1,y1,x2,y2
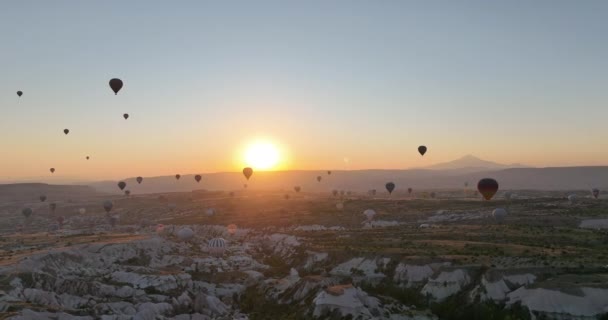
[{"x1": 2, "y1": 1, "x2": 608, "y2": 182}]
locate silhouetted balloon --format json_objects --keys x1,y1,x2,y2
[
  {"x1": 327, "y1": 171, "x2": 332, "y2": 175},
  {"x1": 49, "y1": 203, "x2": 57, "y2": 213},
  {"x1": 568, "y1": 194, "x2": 577, "y2": 204},
  {"x1": 385, "y1": 182, "x2": 395, "y2": 194},
  {"x1": 117, "y1": 181, "x2": 126, "y2": 191},
  {"x1": 592, "y1": 188, "x2": 600, "y2": 199},
  {"x1": 22, "y1": 208, "x2": 33, "y2": 218},
  {"x1": 109, "y1": 78, "x2": 123, "y2": 95},
  {"x1": 103, "y1": 200, "x2": 113, "y2": 213},
  {"x1": 208, "y1": 238, "x2": 226, "y2": 256},
  {"x1": 109, "y1": 215, "x2": 118, "y2": 227},
  {"x1": 136, "y1": 176, "x2": 143, "y2": 184},
  {"x1": 430, "y1": 192, "x2": 436, "y2": 199},
  {"x1": 294, "y1": 186, "x2": 301, "y2": 193},
  {"x1": 63, "y1": 129, "x2": 69, "y2": 135},
  {"x1": 492, "y1": 208, "x2": 507, "y2": 223},
  {"x1": 317, "y1": 176, "x2": 322, "y2": 182},
  {"x1": 243, "y1": 167, "x2": 253, "y2": 180},
  {"x1": 418, "y1": 146, "x2": 427, "y2": 156},
  {"x1": 17, "y1": 91, "x2": 23, "y2": 97},
  {"x1": 195, "y1": 175, "x2": 202, "y2": 183},
  {"x1": 464, "y1": 182, "x2": 469, "y2": 188},
  {"x1": 39, "y1": 195, "x2": 47, "y2": 202},
  {"x1": 477, "y1": 178, "x2": 499, "y2": 200},
  {"x1": 408, "y1": 188, "x2": 413, "y2": 195},
  {"x1": 243, "y1": 184, "x2": 248, "y2": 189},
  {"x1": 284, "y1": 194, "x2": 290, "y2": 200},
  {"x1": 125, "y1": 190, "x2": 131, "y2": 196},
  {"x1": 177, "y1": 227, "x2": 194, "y2": 241},
  {"x1": 86, "y1": 156, "x2": 90, "y2": 160},
  {"x1": 175, "y1": 174, "x2": 181, "y2": 180},
  {"x1": 50, "y1": 168, "x2": 55, "y2": 173},
  {"x1": 123, "y1": 113, "x2": 129, "y2": 120},
  {"x1": 332, "y1": 190, "x2": 338, "y2": 197},
  {"x1": 340, "y1": 190, "x2": 345, "y2": 196},
  {"x1": 229, "y1": 191, "x2": 235, "y2": 197}
]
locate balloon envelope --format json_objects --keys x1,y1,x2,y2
[
  {"x1": 136, "y1": 177, "x2": 143, "y2": 184},
  {"x1": 208, "y1": 238, "x2": 226, "y2": 256},
  {"x1": 123, "y1": 113, "x2": 129, "y2": 120},
  {"x1": 418, "y1": 145, "x2": 427, "y2": 156},
  {"x1": 40, "y1": 195, "x2": 47, "y2": 202},
  {"x1": 195, "y1": 175, "x2": 202, "y2": 183},
  {"x1": 327, "y1": 171, "x2": 332, "y2": 175},
  {"x1": 103, "y1": 200, "x2": 113, "y2": 213},
  {"x1": 49, "y1": 203, "x2": 57, "y2": 213},
  {"x1": 568, "y1": 194, "x2": 577, "y2": 204},
  {"x1": 117, "y1": 181, "x2": 126, "y2": 190},
  {"x1": 294, "y1": 186, "x2": 301, "y2": 193},
  {"x1": 22, "y1": 208, "x2": 33, "y2": 218},
  {"x1": 109, "y1": 78, "x2": 123, "y2": 95},
  {"x1": 243, "y1": 167, "x2": 253, "y2": 180},
  {"x1": 227, "y1": 224, "x2": 237, "y2": 235},
  {"x1": 592, "y1": 188, "x2": 600, "y2": 199},
  {"x1": 64, "y1": 129, "x2": 69, "y2": 135},
  {"x1": 385, "y1": 182, "x2": 395, "y2": 194},
  {"x1": 17, "y1": 91, "x2": 23, "y2": 97},
  {"x1": 408, "y1": 188, "x2": 413, "y2": 195},
  {"x1": 363, "y1": 209, "x2": 376, "y2": 221},
  {"x1": 317, "y1": 176, "x2": 322, "y2": 182},
  {"x1": 175, "y1": 174, "x2": 181, "y2": 180},
  {"x1": 492, "y1": 208, "x2": 508, "y2": 223},
  {"x1": 79, "y1": 208, "x2": 86, "y2": 214},
  {"x1": 477, "y1": 178, "x2": 499, "y2": 200},
  {"x1": 177, "y1": 227, "x2": 194, "y2": 241}
]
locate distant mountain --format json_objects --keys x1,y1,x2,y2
[{"x1": 425, "y1": 155, "x2": 528, "y2": 172}]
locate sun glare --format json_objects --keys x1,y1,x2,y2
[{"x1": 245, "y1": 141, "x2": 280, "y2": 170}]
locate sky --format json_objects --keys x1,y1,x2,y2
[{"x1": 1, "y1": 1, "x2": 607, "y2": 182}]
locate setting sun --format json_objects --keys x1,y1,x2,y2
[{"x1": 245, "y1": 141, "x2": 280, "y2": 170}]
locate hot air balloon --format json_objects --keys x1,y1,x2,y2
[
  {"x1": 284, "y1": 194, "x2": 290, "y2": 200},
  {"x1": 177, "y1": 227, "x2": 194, "y2": 241},
  {"x1": 243, "y1": 167, "x2": 253, "y2": 180},
  {"x1": 168, "y1": 203, "x2": 177, "y2": 211},
  {"x1": 492, "y1": 208, "x2": 507, "y2": 223},
  {"x1": 208, "y1": 238, "x2": 226, "y2": 256},
  {"x1": 229, "y1": 191, "x2": 235, "y2": 197},
  {"x1": 464, "y1": 182, "x2": 469, "y2": 188},
  {"x1": 294, "y1": 186, "x2": 301, "y2": 193},
  {"x1": 340, "y1": 190, "x2": 345, "y2": 196},
  {"x1": 136, "y1": 176, "x2": 143, "y2": 184},
  {"x1": 78, "y1": 208, "x2": 86, "y2": 215},
  {"x1": 385, "y1": 182, "x2": 395, "y2": 194},
  {"x1": 418, "y1": 146, "x2": 427, "y2": 156},
  {"x1": 317, "y1": 176, "x2": 322, "y2": 182},
  {"x1": 17, "y1": 91, "x2": 23, "y2": 97},
  {"x1": 39, "y1": 195, "x2": 47, "y2": 202},
  {"x1": 103, "y1": 200, "x2": 113, "y2": 214},
  {"x1": 332, "y1": 190, "x2": 338, "y2": 197},
  {"x1": 592, "y1": 188, "x2": 600, "y2": 199},
  {"x1": 109, "y1": 215, "x2": 119, "y2": 227},
  {"x1": 568, "y1": 194, "x2": 577, "y2": 204},
  {"x1": 175, "y1": 174, "x2": 181, "y2": 180},
  {"x1": 156, "y1": 224, "x2": 165, "y2": 233},
  {"x1": 125, "y1": 190, "x2": 131, "y2": 196},
  {"x1": 327, "y1": 171, "x2": 332, "y2": 175},
  {"x1": 363, "y1": 209, "x2": 376, "y2": 221},
  {"x1": 243, "y1": 184, "x2": 248, "y2": 189},
  {"x1": 86, "y1": 156, "x2": 90, "y2": 160},
  {"x1": 227, "y1": 224, "x2": 237, "y2": 235},
  {"x1": 117, "y1": 181, "x2": 127, "y2": 191},
  {"x1": 22, "y1": 208, "x2": 33, "y2": 219},
  {"x1": 109, "y1": 78, "x2": 123, "y2": 95},
  {"x1": 477, "y1": 178, "x2": 499, "y2": 200},
  {"x1": 50, "y1": 168, "x2": 55, "y2": 173},
  {"x1": 206, "y1": 208, "x2": 216, "y2": 216},
  {"x1": 408, "y1": 188, "x2": 413, "y2": 195},
  {"x1": 336, "y1": 202, "x2": 344, "y2": 210},
  {"x1": 49, "y1": 203, "x2": 57, "y2": 214},
  {"x1": 63, "y1": 129, "x2": 69, "y2": 135},
  {"x1": 123, "y1": 113, "x2": 129, "y2": 120},
  {"x1": 195, "y1": 175, "x2": 202, "y2": 183},
  {"x1": 430, "y1": 192, "x2": 436, "y2": 199}
]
